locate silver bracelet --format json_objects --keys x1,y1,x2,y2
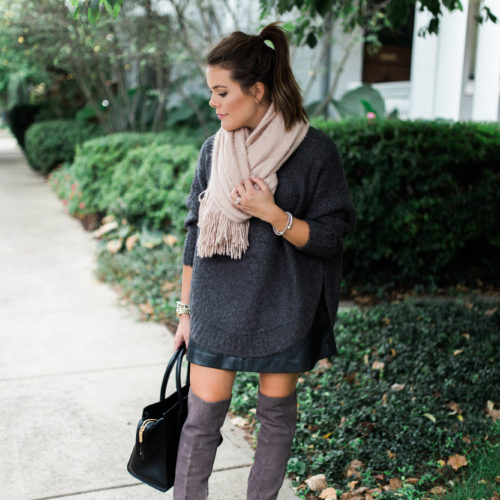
[
  {"x1": 272, "y1": 211, "x2": 293, "y2": 236},
  {"x1": 176, "y1": 301, "x2": 191, "y2": 317}
]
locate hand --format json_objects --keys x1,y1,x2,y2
[
  {"x1": 173, "y1": 315, "x2": 190, "y2": 352},
  {"x1": 230, "y1": 176, "x2": 279, "y2": 223}
]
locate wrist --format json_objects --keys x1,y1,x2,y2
[{"x1": 266, "y1": 205, "x2": 288, "y2": 228}]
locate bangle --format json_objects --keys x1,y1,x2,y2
[
  {"x1": 272, "y1": 211, "x2": 293, "y2": 236},
  {"x1": 176, "y1": 301, "x2": 191, "y2": 317}
]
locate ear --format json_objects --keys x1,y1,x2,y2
[{"x1": 252, "y1": 82, "x2": 265, "y2": 103}]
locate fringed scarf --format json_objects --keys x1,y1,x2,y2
[{"x1": 196, "y1": 102, "x2": 309, "y2": 259}]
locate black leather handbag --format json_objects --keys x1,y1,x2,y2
[{"x1": 127, "y1": 345, "x2": 190, "y2": 492}]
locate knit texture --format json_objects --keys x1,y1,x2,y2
[
  {"x1": 183, "y1": 126, "x2": 356, "y2": 358},
  {"x1": 197, "y1": 102, "x2": 308, "y2": 259}
]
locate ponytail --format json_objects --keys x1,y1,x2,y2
[{"x1": 206, "y1": 22, "x2": 308, "y2": 130}]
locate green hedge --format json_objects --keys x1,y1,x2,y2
[
  {"x1": 103, "y1": 142, "x2": 198, "y2": 231},
  {"x1": 24, "y1": 119, "x2": 102, "y2": 175},
  {"x1": 312, "y1": 117, "x2": 500, "y2": 292},
  {"x1": 231, "y1": 299, "x2": 500, "y2": 498}
]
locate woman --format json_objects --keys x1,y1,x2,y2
[{"x1": 172, "y1": 21, "x2": 356, "y2": 500}]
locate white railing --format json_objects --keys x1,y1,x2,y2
[{"x1": 371, "y1": 81, "x2": 411, "y2": 120}]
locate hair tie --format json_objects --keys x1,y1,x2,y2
[{"x1": 263, "y1": 39, "x2": 275, "y2": 50}]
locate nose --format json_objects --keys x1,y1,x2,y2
[{"x1": 209, "y1": 94, "x2": 218, "y2": 109}]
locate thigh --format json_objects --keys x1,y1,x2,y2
[
  {"x1": 190, "y1": 363, "x2": 236, "y2": 402},
  {"x1": 259, "y1": 372, "x2": 300, "y2": 398}
]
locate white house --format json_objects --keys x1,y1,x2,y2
[{"x1": 293, "y1": 0, "x2": 500, "y2": 123}]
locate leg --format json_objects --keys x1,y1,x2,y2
[
  {"x1": 174, "y1": 364, "x2": 236, "y2": 500},
  {"x1": 247, "y1": 373, "x2": 300, "y2": 500}
]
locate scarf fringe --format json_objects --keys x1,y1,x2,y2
[{"x1": 197, "y1": 195, "x2": 249, "y2": 259}]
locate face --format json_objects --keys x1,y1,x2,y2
[{"x1": 206, "y1": 65, "x2": 267, "y2": 132}]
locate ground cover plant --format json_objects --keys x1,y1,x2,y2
[{"x1": 230, "y1": 299, "x2": 500, "y2": 499}]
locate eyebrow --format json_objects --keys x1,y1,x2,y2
[{"x1": 209, "y1": 85, "x2": 228, "y2": 90}]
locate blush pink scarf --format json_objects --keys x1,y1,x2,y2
[{"x1": 196, "y1": 102, "x2": 308, "y2": 259}]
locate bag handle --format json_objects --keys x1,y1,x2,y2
[{"x1": 160, "y1": 344, "x2": 190, "y2": 402}]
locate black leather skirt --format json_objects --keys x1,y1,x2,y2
[{"x1": 186, "y1": 291, "x2": 337, "y2": 373}]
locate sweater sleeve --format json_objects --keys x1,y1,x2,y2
[
  {"x1": 182, "y1": 136, "x2": 213, "y2": 266},
  {"x1": 296, "y1": 141, "x2": 356, "y2": 260}
]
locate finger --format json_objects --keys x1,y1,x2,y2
[
  {"x1": 243, "y1": 178, "x2": 254, "y2": 192},
  {"x1": 250, "y1": 176, "x2": 269, "y2": 192}
]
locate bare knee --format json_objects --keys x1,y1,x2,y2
[
  {"x1": 258, "y1": 373, "x2": 300, "y2": 398},
  {"x1": 190, "y1": 363, "x2": 236, "y2": 402}
]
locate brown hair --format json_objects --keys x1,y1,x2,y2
[{"x1": 206, "y1": 22, "x2": 308, "y2": 130}]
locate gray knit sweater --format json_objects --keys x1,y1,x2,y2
[{"x1": 182, "y1": 126, "x2": 356, "y2": 358}]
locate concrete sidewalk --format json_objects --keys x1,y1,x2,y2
[{"x1": 0, "y1": 128, "x2": 298, "y2": 499}]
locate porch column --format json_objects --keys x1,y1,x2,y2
[
  {"x1": 471, "y1": 0, "x2": 500, "y2": 122},
  {"x1": 433, "y1": 0, "x2": 469, "y2": 120},
  {"x1": 409, "y1": 3, "x2": 439, "y2": 119}
]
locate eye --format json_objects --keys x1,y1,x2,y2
[{"x1": 218, "y1": 92, "x2": 227, "y2": 97}]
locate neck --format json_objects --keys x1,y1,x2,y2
[{"x1": 247, "y1": 101, "x2": 272, "y2": 132}]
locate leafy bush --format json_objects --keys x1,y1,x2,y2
[
  {"x1": 24, "y1": 119, "x2": 102, "y2": 175},
  {"x1": 312, "y1": 117, "x2": 500, "y2": 293},
  {"x1": 103, "y1": 142, "x2": 198, "y2": 231},
  {"x1": 48, "y1": 129, "x2": 200, "y2": 218},
  {"x1": 231, "y1": 299, "x2": 500, "y2": 498}
]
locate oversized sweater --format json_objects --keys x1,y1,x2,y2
[{"x1": 182, "y1": 126, "x2": 356, "y2": 358}]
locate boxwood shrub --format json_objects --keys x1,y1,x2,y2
[
  {"x1": 230, "y1": 298, "x2": 500, "y2": 498},
  {"x1": 24, "y1": 119, "x2": 102, "y2": 175},
  {"x1": 312, "y1": 117, "x2": 500, "y2": 293},
  {"x1": 103, "y1": 142, "x2": 198, "y2": 231}
]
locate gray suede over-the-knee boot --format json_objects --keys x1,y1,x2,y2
[
  {"x1": 173, "y1": 389, "x2": 231, "y2": 500},
  {"x1": 247, "y1": 389, "x2": 298, "y2": 500}
]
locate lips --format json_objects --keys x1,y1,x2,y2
[{"x1": 217, "y1": 114, "x2": 227, "y2": 119}]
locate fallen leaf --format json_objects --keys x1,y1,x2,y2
[
  {"x1": 138, "y1": 302, "x2": 154, "y2": 315},
  {"x1": 423, "y1": 413, "x2": 436, "y2": 423},
  {"x1": 126, "y1": 234, "x2": 139, "y2": 251},
  {"x1": 485, "y1": 307, "x2": 498, "y2": 316},
  {"x1": 486, "y1": 400, "x2": 500, "y2": 422},
  {"x1": 317, "y1": 358, "x2": 333, "y2": 372},
  {"x1": 447, "y1": 454, "x2": 468, "y2": 470},
  {"x1": 463, "y1": 302, "x2": 474, "y2": 309},
  {"x1": 106, "y1": 238, "x2": 123, "y2": 254},
  {"x1": 429, "y1": 485, "x2": 447, "y2": 495},
  {"x1": 390, "y1": 348, "x2": 396, "y2": 357},
  {"x1": 382, "y1": 317, "x2": 391, "y2": 324},
  {"x1": 461, "y1": 332, "x2": 470, "y2": 340},
  {"x1": 453, "y1": 349, "x2": 463, "y2": 356},
  {"x1": 372, "y1": 360, "x2": 385, "y2": 371},
  {"x1": 230, "y1": 416, "x2": 247, "y2": 428},
  {"x1": 495, "y1": 475, "x2": 500, "y2": 483},
  {"x1": 319, "y1": 487, "x2": 338, "y2": 500},
  {"x1": 406, "y1": 477, "x2": 419, "y2": 484},
  {"x1": 389, "y1": 478, "x2": 402, "y2": 490},
  {"x1": 387, "y1": 450, "x2": 396, "y2": 459},
  {"x1": 93, "y1": 220, "x2": 118, "y2": 238},
  {"x1": 347, "y1": 480, "x2": 358, "y2": 489},
  {"x1": 163, "y1": 234, "x2": 178, "y2": 246},
  {"x1": 374, "y1": 474, "x2": 384, "y2": 481},
  {"x1": 446, "y1": 401, "x2": 461, "y2": 412},
  {"x1": 456, "y1": 284, "x2": 469, "y2": 292},
  {"x1": 437, "y1": 460, "x2": 446, "y2": 467},
  {"x1": 363, "y1": 354, "x2": 369, "y2": 365},
  {"x1": 345, "y1": 460, "x2": 364, "y2": 478},
  {"x1": 101, "y1": 214, "x2": 115, "y2": 224},
  {"x1": 391, "y1": 383, "x2": 405, "y2": 392},
  {"x1": 306, "y1": 474, "x2": 327, "y2": 491}
]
